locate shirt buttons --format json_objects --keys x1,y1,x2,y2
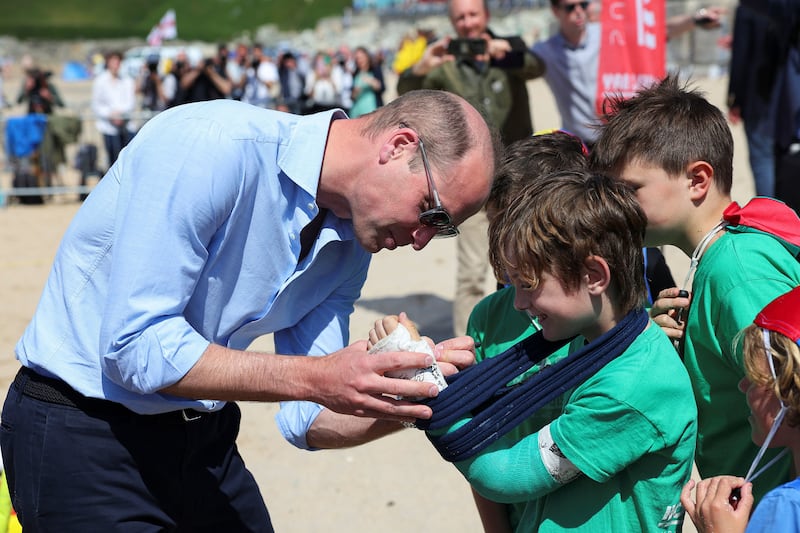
[
  {"x1": 308, "y1": 202, "x2": 316, "y2": 212},
  {"x1": 289, "y1": 232, "x2": 297, "y2": 240}
]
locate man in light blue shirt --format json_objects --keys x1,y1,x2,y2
[{"x1": 1, "y1": 89, "x2": 497, "y2": 531}]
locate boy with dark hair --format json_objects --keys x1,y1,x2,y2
[
  {"x1": 467, "y1": 131, "x2": 586, "y2": 531},
  {"x1": 471, "y1": 131, "x2": 589, "y2": 374},
  {"x1": 425, "y1": 170, "x2": 697, "y2": 532},
  {"x1": 591, "y1": 74, "x2": 800, "y2": 501}
]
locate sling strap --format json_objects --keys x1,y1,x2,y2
[{"x1": 418, "y1": 307, "x2": 649, "y2": 463}]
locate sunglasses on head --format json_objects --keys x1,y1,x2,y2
[
  {"x1": 560, "y1": 1, "x2": 590, "y2": 13},
  {"x1": 416, "y1": 137, "x2": 459, "y2": 238}
]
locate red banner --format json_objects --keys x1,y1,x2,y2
[{"x1": 596, "y1": 0, "x2": 666, "y2": 117}]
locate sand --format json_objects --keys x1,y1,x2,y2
[{"x1": 0, "y1": 72, "x2": 753, "y2": 531}]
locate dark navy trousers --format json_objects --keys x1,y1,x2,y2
[{"x1": 0, "y1": 371, "x2": 273, "y2": 532}]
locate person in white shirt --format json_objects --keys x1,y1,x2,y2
[{"x1": 91, "y1": 50, "x2": 136, "y2": 168}]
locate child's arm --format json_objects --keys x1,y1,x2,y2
[
  {"x1": 472, "y1": 488, "x2": 514, "y2": 533},
  {"x1": 454, "y1": 388, "x2": 666, "y2": 503},
  {"x1": 456, "y1": 423, "x2": 579, "y2": 503}
]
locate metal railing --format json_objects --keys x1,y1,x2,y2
[{"x1": 0, "y1": 109, "x2": 159, "y2": 206}]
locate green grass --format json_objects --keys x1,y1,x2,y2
[{"x1": 1, "y1": 0, "x2": 353, "y2": 41}]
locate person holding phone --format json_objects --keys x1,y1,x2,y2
[{"x1": 397, "y1": 0, "x2": 545, "y2": 339}]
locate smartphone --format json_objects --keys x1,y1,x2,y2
[
  {"x1": 447, "y1": 38, "x2": 487, "y2": 58},
  {"x1": 694, "y1": 15, "x2": 715, "y2": 25}
]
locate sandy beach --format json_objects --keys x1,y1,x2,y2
[{"x1": 0, "y1": 72, "x2": 754, "y2": 531}]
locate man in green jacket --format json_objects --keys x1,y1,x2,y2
[{"x1": 397, "y1": 0, "x2": 545, "y2": 337}]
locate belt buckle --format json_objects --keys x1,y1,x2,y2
[{"x1": 181, "y1": 409, "x2": 202, "y2": 422}]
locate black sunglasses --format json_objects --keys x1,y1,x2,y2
[
  {"x1": 560, "y1": 1, "x2": 590, "y2": 13},
  {"x1": 417, "y1": 138, "x2": 459, "y2": 238}
]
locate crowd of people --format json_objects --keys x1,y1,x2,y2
[
  {"x1": 129, "y1": 42, "x2": 388, "y2": 118},
  {"x1": 2, "y1": 0, "x2": 800, "y2": 532}
]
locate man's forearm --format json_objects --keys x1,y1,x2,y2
[
  {"x1": 162, "y1": 343, "x2": 321, "y2": 403},
  {"x1": 306, "y1": 409, "x2": 404, "y2": 449},
  {"x1": 160, "y1": 341, "x2": 440, "y2": 422}
]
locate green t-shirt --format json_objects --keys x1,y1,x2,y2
[
  {"x1": 684, "y1": 229, "x2": 800, "y2": 500},
  {"x1": 454, "y1": 323, "x2": 697, "y2": 532},
  {"x1": 467, "y1": 286, "x2": 576, "y2": 529},
  {"x1": 467, "y1": 285, "x2": 537, "y2": 363}
]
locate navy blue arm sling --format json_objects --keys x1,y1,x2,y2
[{"x1": 416, "y1": 306, "x2": 649, "y2": 463}]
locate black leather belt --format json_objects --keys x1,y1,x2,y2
[{"x1": 13, "y1": 366, "x2": 210, "y2": 424}]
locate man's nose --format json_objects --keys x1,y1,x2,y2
[{"x1": 411, "y1": 226, "x2": 438, "y2": 250}]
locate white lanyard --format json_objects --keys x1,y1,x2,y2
[
  {"x1": 673, "y1": 221, "x2": 728, "y2": 339},
  {"x1": 679, "y1": 220, "x2": 729, "y2": 293},
  {"x1": 743, "y1": 329, "x2": 790, "y2": 483}
]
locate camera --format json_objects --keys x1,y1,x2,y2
[{"x1": 447, "y1": 38, "x2": 487, "y2": 58}]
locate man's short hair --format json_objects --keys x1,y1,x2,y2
[
  {"x1": 361, "y1": 89, "x2": 501, "y2": 184},
  {"x1": 448, "y1": 0, "x2": 490, "y2": 16},
  {"x1": 489, "y1": 170, "x2": 646, "y2": 313},
  {"x1": 590, "y1": 74, "x2": 734, "y2": 195},
  {"x1": 489, "y1": 131, "x2": 588, "y2": 215}
]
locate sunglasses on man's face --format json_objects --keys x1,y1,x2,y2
[
  {"x1": 560, "y1": 1, "x2": 590, "y2": 13},
  {"x1": 417, "y1": 138, "x2": 459, "y2": 238}
]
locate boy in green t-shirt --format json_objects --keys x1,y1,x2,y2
[
  {"x1": 450, "y1": 169, "x2": 697, "y2": 532},
  {"x1": 591, "y1": 74, "x2": 800, "y2": 502},
  {"x1": 467, "y1": 131, "x2": 590, "y2": 531}
]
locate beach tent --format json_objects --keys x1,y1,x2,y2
[{"x1": 61, "y1": 61, "x2": 91, "y2": 81}]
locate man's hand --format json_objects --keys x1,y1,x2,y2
[
  {"x1": 311, "y1": 340, "x2": 438, "y2": 422},
  {"x1": 693, "y1": 6, "x2": 726, "y2": 30},
  {"x1": 649, "y1": 287, "x2": 691, "y2": 341},
  {"x1": 411, "y1": 37, "x2": 453, "y2": 77},
  {"x1": 728, "y1": 105, "x2": 742, "y2": 126},
  {"x1": 680, "y1": 477, "x2": 752, "y2": 533},
  {"x1": 485, "y1": 37, "x2": 512, "y2": 61}
]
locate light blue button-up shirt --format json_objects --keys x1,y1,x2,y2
[{"x1": 17, "y1": 101, "x2": 370, "y2": 443}]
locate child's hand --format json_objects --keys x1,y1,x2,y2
[
  {"x1": 367, "y1": 312, "x2": 421, "y2": 350},
  {"x1": 365, "y1": 312, "x2": 447, "y2": 396},
  {"x1": 649, "y1": 287, "x2": 691, "y2": 341},
  {"x1": 680, "y1": 477, "x2": 752, "y2": 533},
  {"x1": 433, "y1": 336, "x2": 476, "y2": 376}
]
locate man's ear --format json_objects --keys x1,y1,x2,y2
[
  {"x1": 686, "y1": 160, "x2": 714, "y2": 201},
  {"x1": 584, "y1": 255, "x2": 611, "y2": 295},
  {"x1": 379, "y1": 128, "x2": 417, "y2": 164}
]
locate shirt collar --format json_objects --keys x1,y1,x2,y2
[{"x1": 278, "y1": 109, "x2": 346, "y2": 201}]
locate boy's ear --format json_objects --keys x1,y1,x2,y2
[
  {"x1": 584, "y1": 255, "x2": 611, "y2": 295},
  {"x1": 686, "y1": 160, "x2": 714, "y2": 201}
]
